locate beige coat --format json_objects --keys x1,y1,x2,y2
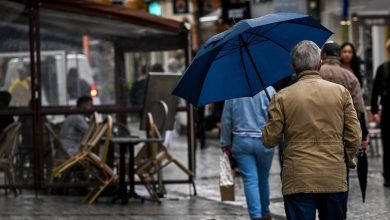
[{"x1": 262, "y1": 71, "x2": 361, "y2": 196}]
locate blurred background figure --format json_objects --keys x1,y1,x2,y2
[
  {"x1": 204, "y1": 101, "x2": 224, "y2": 132},
  {"x1": 8, "y1": 68, "x2": 31, "y2": 106},
  {"x1": 340, "y1": 42, "x2": 364, "y2": 88},
  {"x1": 371, "y1": 39, "x2": 390, "y2": 187},
  {"x1": 0, "y1": 91, "x2": 14, "y2": 133},
  {"x1": 59, "y1": 96, "x2": 93, "y2": 156},
  {"x1": 66, "y1": 68, "x2": 90, "y2": 100},
  {"x1": 319, "y1": 42, "x2": 368, "y2": 144},
  {"x1": 167, "y1": 58, "x2": 180, "y2": 74},
  {"x1": 129, "y1": 65, "x2": 147, "y2": 107},
  {"x1": 151, "y1": 63, "x2": 165, "y2": 72}
]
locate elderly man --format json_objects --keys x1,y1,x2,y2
[{"x1": 262, "y1": 40, "x2": 361, "y2": 220}]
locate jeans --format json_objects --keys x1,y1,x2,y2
[
  {"x1": 284, "y1": 192, "x2": 347, "y2": 220},
  {"x1": 232, "y1": 136, "x2": 274, "y2": 219}
]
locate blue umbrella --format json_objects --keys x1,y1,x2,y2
[{"x1": 172, "y1": 12, "x2": 333, "y2": 107}]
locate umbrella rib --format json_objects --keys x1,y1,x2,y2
[
  {"x1": 246, "y1": 30, "x2": 290, "y2": 53},
  {"x1": 238, "y1": 36, "x2": 254, "y2": 96}
]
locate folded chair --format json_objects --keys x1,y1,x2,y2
[
  {"x1": 0, "y1": 122, "x2": 22, "y2": 197},
  {"x1": 52, "y1": 114, "x2": 117, "y2": 204},
  {"x1": 135, "y1": 112, "x2": 194, "y2": 203},
  {"x1": 51, "y1": 112, "x2": 99, "y2": 176},
  {"x1": 45, "y1": 122, "x2": 71, "y2": 194}
]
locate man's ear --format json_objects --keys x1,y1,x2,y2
[
  {"x1": 291, "y1": 64, "x2": 296, "y2": 74},
  {"x1": 316, "y1": 61, "x2": 322, "y2": 71}
]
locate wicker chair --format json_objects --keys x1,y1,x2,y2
[
  {"x1": 0, "y1": 122, "x2": 22, "y2": 197},
  {"x1": 52, "y1": 115, "x2": 116, "y2": 204},
  {"x1": 135, "y1": 112, "x2": 194, "y2": 203}
]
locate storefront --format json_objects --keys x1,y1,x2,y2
[{"x1": 0, "y1": 0, "x2": 195, "y2": 192}]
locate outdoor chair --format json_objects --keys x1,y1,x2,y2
[
  {"x1": 135, "y1": 112, "x2": 194, "y2": 203},
  {"x1": 0, "y1": 122, "x2": 22, "y2": 197},
  {"x1": 52, "y1": 114, "x2": 117, "y2": 204},
  {"x1": 51, "y1": 112, "x2": 99, "y2": 175},
  {"x1": 45, "y1": 121, "x2": 71, "y2": 194}
]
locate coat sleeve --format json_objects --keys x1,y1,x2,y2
[
  {"x1": 262, "y1": 94, "x2": 283, "y2": 148},
  {"x1": 343, "y1": 89, "x2": 362, "y2": 168},
  {"x1": 371, "y1": 65, "x2": 384, "y2": 114},
  {"x1": 349, "y1": 77, "x2": 366, "y2": 114}
]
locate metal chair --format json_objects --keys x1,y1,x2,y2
[
  {"x1": 52, "y1": 114, "x2": 117, "y2": 204},
  {"x1": 0, "y1": 122, "x2": 22, "y2": 197},
  {"x1": 135, "y1": 110, "x2": 195, "y2": 203}
]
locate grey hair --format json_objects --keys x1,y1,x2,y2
[{"x1": 291, "y1": 40, "x2": 321, "y2": 74}]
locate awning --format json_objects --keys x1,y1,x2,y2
[
  {"x1": 0, "y1": 0, "x2": 188, "y2": 52},
  {"x1": 357, "y1": 0, "x2": 390, "y2": 26}
]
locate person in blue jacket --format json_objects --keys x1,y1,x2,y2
[{"x1": 220, "y1": 87, "x2": 276, "y2": 220}]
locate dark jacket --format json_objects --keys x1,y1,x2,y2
[{"x1": 371, "y1": 61, "x2": 390, "y2": 114}]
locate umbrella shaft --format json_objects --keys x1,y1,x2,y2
[{"x1": 239, "y1": 35, "x2": 272, "y2": 101}]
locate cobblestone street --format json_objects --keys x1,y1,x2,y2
[{"x1": 0, "y1": 131, "x2": 389, "y2": 219}]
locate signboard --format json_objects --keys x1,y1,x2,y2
[
  {"x1": 274, "y1": 0, "x2": 299, "y2": 12},
  {"x1": 222, "y1": 2, "x2": 250, "y2": 24},
  {"x1": 173, "y1": 0, "x2": 189, "y2": 14},
  {"x1": 361, "y1": 16, "x2": 389, "y2": 26}
]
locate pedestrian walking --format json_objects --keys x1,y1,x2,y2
[
  {"x1": 262, "y1": 40, "x2": 361, "y2": 220},
  {"x1": 371, "y1": 38, "x2": 390, "y2": 187},
  {"x1": 319, "y1": 41, "x2": 368, "y2": 218},
  {"x1": 319, "y1": 42, "x2": 369, "y2": 146},
  {"x1": 340, "y1": 42, "x2": 364, "y2": 88},
  {"x1": 220, "y1": 87, "x2": 276, "y2": 220}
]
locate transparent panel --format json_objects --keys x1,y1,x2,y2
[
  {"x1": 125, "y1": 50, "x2": 186, "y2": 107},
  {"x1": 0, "y1": 1, "x2": 33, "y2": 188},
  {"x1": 0, "y1": 1, "x2": 31, "y2": 107},
  {"x1": 16, "y1": 116, "x2": 34, "y2": 185},
  {"x1": 39, "y1": 7, "x2": 117, "y2": 106},
  {"x1": 89, "y1": 39, "x2": 115, "y2": 105}
]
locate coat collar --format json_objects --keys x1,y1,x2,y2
[
  {"x1": 322, "y1": 58, "x2": 341, "y2": 66},
  {"x1": 297, "y1": 70, "x2": 322, "y2": 81}
]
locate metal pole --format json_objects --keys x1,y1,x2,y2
[
  {"x1": 114, "y1": 43, "x2": 127, "y2": 124},
  {"x1": 35, "y1": 1, "x2": 44, "y2": 192},
  {"x1": 28, "y1": 0, "x2": 43, "y2": 195},
  {"x1": 185, "y1": 29, "x2": 196, "y2": 195}
]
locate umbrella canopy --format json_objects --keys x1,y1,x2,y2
[
  {"x1": 172, "y1": 12, "x2": 333, "y2": 107},
  {"x1": 357, "y1": 149, "x2": 368, "y2": 202}
]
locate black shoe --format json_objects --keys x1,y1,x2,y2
[{"x1": 384, "y1": 181, "x2": 390, "y2": 187}]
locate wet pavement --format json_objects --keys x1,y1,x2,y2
[{"x1": 1, "y1": 130, "x2": 389, "y2": 219}]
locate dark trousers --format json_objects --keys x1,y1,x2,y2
[
  {"x1": 381, "y1": 108, "x2": 390, "y2": 182},
  {"x1": 284, "y1": 192, "x2": 347, "y2": 220}
]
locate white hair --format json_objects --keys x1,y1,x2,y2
[{"x1": 291, "y1": 40, "x2": 321, "y2": 74}]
